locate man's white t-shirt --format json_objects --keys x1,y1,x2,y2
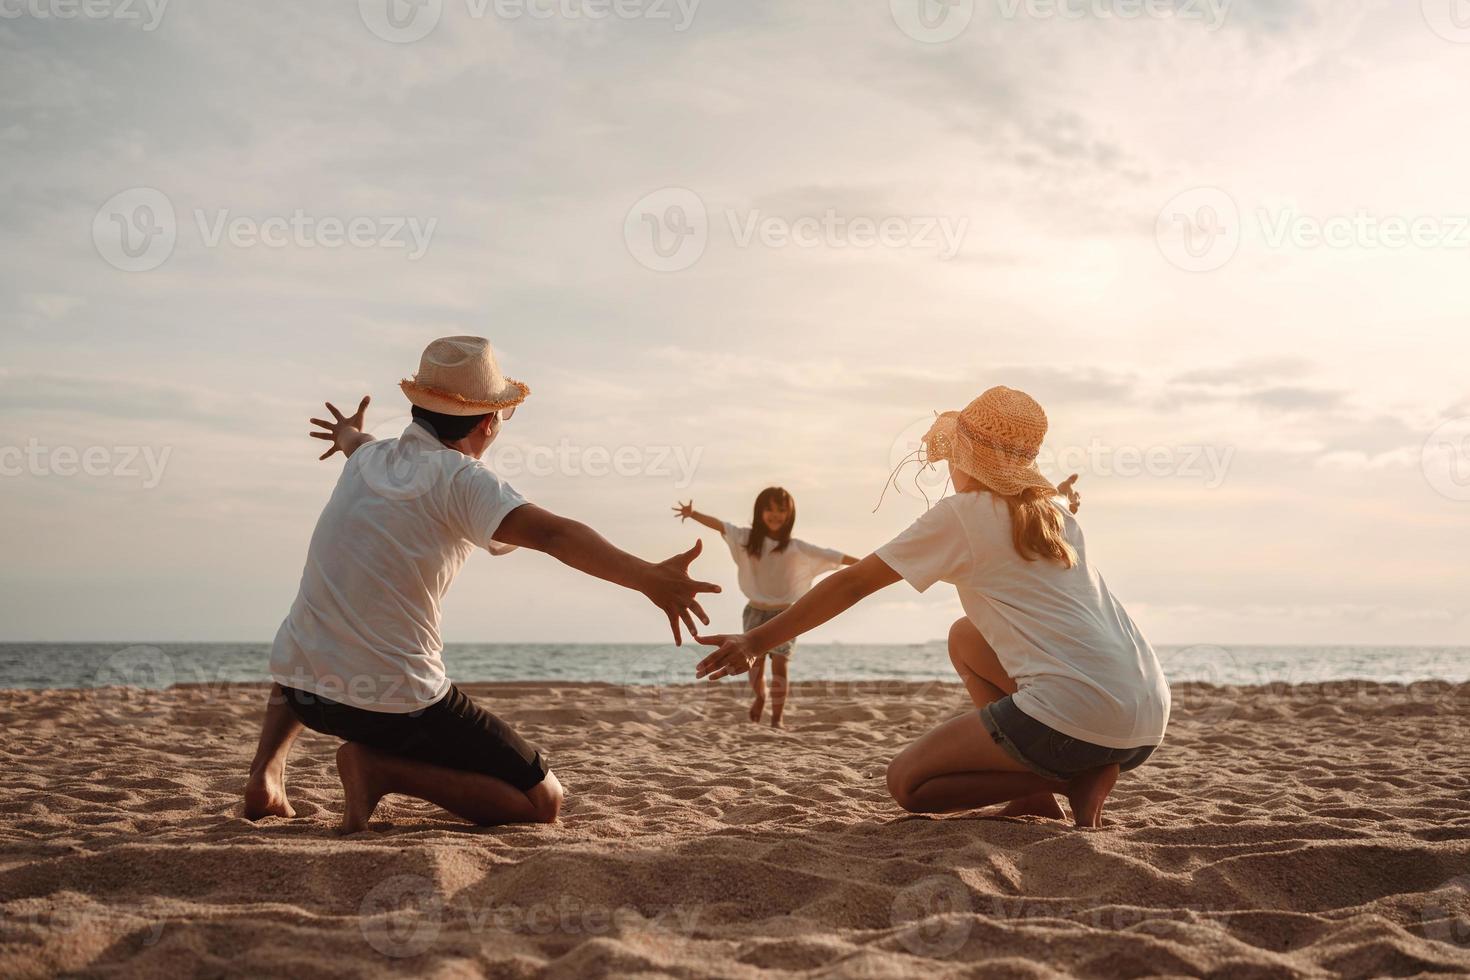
[
  {"x1": 876, "y1": 492, "x2": 1170, "y2": 749},
  {"x1": 269, "y1": 421, "x2": 527, "y2": 713},
  {"x1": 722, "y1": 522, "x2": 846, "y2": 609}
]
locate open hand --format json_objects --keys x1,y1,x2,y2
[
  {"x1": 670, "y1": 499, "x2": 695, "y2": 522},
  {"x1": 1056, "y1": 473, "x2": 1082, "y2": 514},
  {"x1": 643, "y1": 539, "x2": 721, "y2": 645},
  {"x1": 692, "y1": 632, "x2": 758, "y2": 681},
  {"x1": 310, "y1": 396, "x2": 370, "y2": 461}
]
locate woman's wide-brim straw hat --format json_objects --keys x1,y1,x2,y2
[
  {"x1": 923, "y1": 386, "x2": 1056, "y2": 497},
  {"x1": 400, "y1": 335, "x2": 529, "y2": 417}
]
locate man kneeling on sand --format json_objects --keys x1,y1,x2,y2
[{"x1": 244, "y1": 336, "x2": 719, "y2": 832}]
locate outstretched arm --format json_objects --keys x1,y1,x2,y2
[
  {"x1": 310, "y1": 396, "x2": 374, "y2": 460},
  {"x1": 694, "y1": 554, "x2": 901, "y2": 680},
  {"x1": 494, "y1": 504, "x2": 721, "y2": 646},
  {"x1": 671, "y1": 500, "x2": 727, "y2": 535}
]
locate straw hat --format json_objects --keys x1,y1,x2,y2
[
  {"x1": 399, "y1": 336, "x2": 529, "y2": 416},
  {"x1": 922, "y1": 386, "x2": 1056, "y2": 496}
]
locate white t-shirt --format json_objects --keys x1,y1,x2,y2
[
  {"x1": 269, "y1": 420, "x2": 527, "y2": 713},
  {"x1": 722, "y1": 522, "x2": 846, "y2": 609},
  {"x1": 876, "y1": 492, "x2": 1170, "y2": 749}
]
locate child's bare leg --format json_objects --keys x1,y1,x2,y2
[
  {"x1": 244, "y1": 683, "x2": 302, "y2": 819},
  {"x1": 946, "y1": 619, "x2": 1062, "y2": 820},
  {"x1": 769, "y1": 655, "x2": 789, "y2": 728},
  {"x1": 748, "y1": 654, "x2": 768, "y2": 722},
  {"x1": 336, "y1": 743, "x2": 564, "y2": 833}
]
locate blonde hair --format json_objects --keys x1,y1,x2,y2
[{"x1": 999, "y1": 485, "x2": 1077, "y2": 568}]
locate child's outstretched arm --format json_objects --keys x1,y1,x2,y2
[
  {"x1": 671, "y1": 499, "x2": 727, "y2": 535},
  {"x1": 694, "y1": 555, "x2": 901, "y2": 680}
]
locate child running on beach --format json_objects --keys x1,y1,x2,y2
[
  {"x1": 694, "y1": 387, "x2": 1169, "y2": 827},
  {"x1": 673, "y1": 489, "x2": 858, "y2": 727}
]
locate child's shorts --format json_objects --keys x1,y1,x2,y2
[
  {"x1": 979, "y1": 694, "x2": 1157, "y2": 783},
  {"x1": 742, "y1": 604, "x2": 795, "y2": 659}
]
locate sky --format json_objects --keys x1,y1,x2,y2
[{"x1": 1, "y1": 0, "x2": 1468, "y2": 647}]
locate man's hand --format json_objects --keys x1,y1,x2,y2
[
  {"x1": 641, "y1": 539, "x2": 721, "y2": 645},
  {"x1": 1056, "y1": 473, "x2": 1082, "y2": 514},
  {"x1": 310, "y1": 396, "x2": 371, "y2": 461},
  {"x1": 692, "y1": 632, "x2": 758, "y2": 681}
]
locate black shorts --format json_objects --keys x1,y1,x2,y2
[{"x1": 282, "y1": 684, "x2": 549, "y2": 792}]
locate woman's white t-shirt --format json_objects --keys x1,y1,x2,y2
[
  {"x1": 875, "y1": 492, "x2": 1170, "y2": 749},
  {"x1": 269, "y1": 421, "x2": 527, "y2": 713},
  {"x1": 722, "y1": 522, "x2": 845, "y2": 609}
]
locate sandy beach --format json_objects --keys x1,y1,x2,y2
[{"x1": 2, "y1": 679, "x2": 1468, "y2": 978}]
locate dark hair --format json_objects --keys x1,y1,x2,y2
[
  {"x1": 746, "y1": 486, "x2": 795, "y2": 559},
  {"x1": 411, "y1": 405, "x2": 492, "y2": 442}
]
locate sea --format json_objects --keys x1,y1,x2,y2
[{"x1": 0, "y1": 643, "x2": 1466, "y2": 690}]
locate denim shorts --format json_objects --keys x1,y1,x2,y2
[
  {"x1": 979, "y1": 694, "x2": 1156, "y2": 783},
  {"x1": 742, "y1": 604, "x2": 795, "y2": 659}
]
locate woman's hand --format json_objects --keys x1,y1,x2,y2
[
  {"x1": 310, "y1": 396, "x2": 371, "y2": 461},
  {"x1": 1056, "y1": 473, "x2": 1081, "y2": 514},
  {"x1": 692, "y1": 632, "x2": 759, "y2": 681},
  {"x1": 671, "y1": 499, "x2": 695, "y2": 522}
]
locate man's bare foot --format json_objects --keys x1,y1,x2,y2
[
  {"x1": 749, "y1": 696, "x2": 765, "y2": 723},
  {"x1": 244, "y1": 768, "x2": 296, "y2": 820},
  {"x1": 1065, "y1": 764, "x2": 1119, "y2": 828},
  {"x1": 1000, "y1": 791, "x2": 1065, "y2": 820},
  {"x1": 336, "y1": 742, "x2": 388, "y2": 834}
]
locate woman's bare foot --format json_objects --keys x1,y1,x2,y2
[
  {"x1": 1000, "y1": 791, "x2": 1065, "y2": 820},
  {"x1": 336, "y1": 743, "x2": 388, "y2": 834},
  {"x1": 1064, "y1": 764, "x2": 1119, "y2": 828},
  {"x1": 749, "y1": 696, "x2": 765, "y2": 723},
  {"x1": 244, "y1": 768, "x2": 296, "y2": 820}
]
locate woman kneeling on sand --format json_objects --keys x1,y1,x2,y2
[{"x1": 694, "y1": 387, "x2": 1171, "y2": 827}]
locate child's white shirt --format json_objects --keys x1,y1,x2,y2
[
  {"x1": 876, "y1": 492, "x2": 1171, "y2": 748},
  {"x1": 722, "y1": 522, "x2": 845, "y2": 609}
]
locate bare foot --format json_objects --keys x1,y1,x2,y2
[
  {"x1": 336, "y1": 743, "x2": 387, "y2": 834},
  {"x1": 1000, "y1": 791, "x2": 1065, "y2": 820},
  {"x1": 770, "y1": 715, "x2": 784, "y2": 730},
  {"x1": 749, "y1": 696, "x2": 765, "y2": 723},
  {"x1": 244, "y1": 768, "x2": 296, "y2": 820},
  {"x1": 1065, "y1": 764, "x2": 1119, "y2": 828}
]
